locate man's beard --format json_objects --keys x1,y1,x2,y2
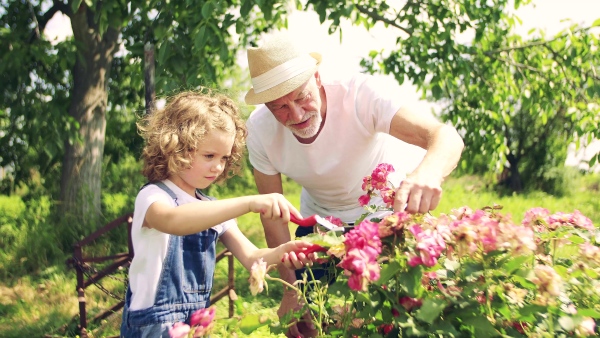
[{"x1": 286, "y1": 111, "x2": 322, "y2": 139}]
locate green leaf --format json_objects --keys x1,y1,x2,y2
[
  {"x1": 301, "y1": 231, "x2": 345, "y2": 248},
  {"x1": 464, "y1": 262, "x2": 484, "y2": 279},
  {"x1": 194, "y1": 26, "x2": 207, "y2": 50},
  {"x1": 462, "y1": 316, "x2": 498, "y2": 338},
  {"x1": 375, "y1": 261, "x2": 401, "y2": 286},
  {"x1": 592, "y1": 18, "x2": 600, "y2": 27},
  {"x1": 201, "y1": 1, "x2": 213, "y2": 19},
  {"x1": 71, "y1": 0, "x2": 83, "y2": 13},
  {"x1": 402, "y1": 265, "x2": 424, "y2": 297},
  {"x1": 431, "y1": 84, "x2": 443, "y2": 99},
  {"x1": 444, "y1": 259, "x2": 460, "y2": 272},
  {"x1": 578, "y1": 308, "x2": 600, "y2": 319},
  {"x1": 414, "y1": 298, "x2": 446, "y2": 324},
  {"x1": 517, "y1": 304, "x2": 547, "y2": 322},
  {"x1": 239, "y1": 314, "x2": 271, "y2": 334},
  {"x1": 240, "y1": 0, "x2": 253, "y2": 16},
  {"x1": 567, "y1": 234, "x2": 586, "y2": 244},
  {"x1": 431, "y1": 320, "x2": 460, "y2": 337},
  {"x1": 501, "y1": 255, "x2": 530, "y2": 274},
  {"x1": 158, "y1": 42, "x2": 169, "y2": 65},
  {"x1": 327, "y1": 280, "x2": 352, "y2": 298}
]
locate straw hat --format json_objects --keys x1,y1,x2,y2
[{"x1": 245, "y1": 32, "x2": 322, "y2": 105}]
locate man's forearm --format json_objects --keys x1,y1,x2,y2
[
  {"x1": 261, "y1": 216, "x2": 298, "y2": 283},
  {"x1": 417, "y1": 124, "x2": 464, "y2": 180}
]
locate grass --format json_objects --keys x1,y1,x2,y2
[{"x1": 0, "y1": 173, "x2": 598, "y2": 337}]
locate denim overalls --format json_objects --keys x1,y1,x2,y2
[{"x1": 121, "y1": 182, "x2": 217, "y2": 338}]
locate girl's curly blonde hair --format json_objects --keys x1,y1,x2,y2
[{"x1": 139, "y1": 89, "x2": 247, "y2": 184}]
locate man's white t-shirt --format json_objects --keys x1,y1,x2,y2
[
  {"x1": 128, "y1": 179, "x2": 236, "y2": 310},
  {"x1": 246, "y1": 73, "x2": 425, "y2": 223}
]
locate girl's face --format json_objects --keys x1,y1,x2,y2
[{"x1": 171, "y1": 128, "x2": 235, "y2": 196}]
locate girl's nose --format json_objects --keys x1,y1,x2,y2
[{"x1": 213, "y1": 162, "x2": 224, "y2": 172}]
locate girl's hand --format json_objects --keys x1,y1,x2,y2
[
  {"x1": 249, "y1": 193, "x2": 300, "y2": 221},
  {"x1": 278, "y1": 240, "x2": 319, "y2": 269}
]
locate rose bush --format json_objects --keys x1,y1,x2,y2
[{"x1": 248, "y1": 163, "x2": 600, "y2": 337}]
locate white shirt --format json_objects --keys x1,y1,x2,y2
[
  {"x1": 128, "y1": 179, "x2": 236, "y2": 310},
  {"x1": 247, "y1": 73, "x2": 425, "y2": 223}
]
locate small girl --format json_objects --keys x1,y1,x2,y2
[{"x1": 120, "y1": 90, "x2": 314, "y2": 338}]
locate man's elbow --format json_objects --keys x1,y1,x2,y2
[{"x1": 441, "y1": 124, "x2": 464, "y2": 151}]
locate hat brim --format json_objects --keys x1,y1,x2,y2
[{"x1": 245, "y1": 52, "x2": 322, "y2": 105}]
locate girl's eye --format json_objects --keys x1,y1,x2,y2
[{"x1": 204, "y1": 154, "x2": 214, "y2": 159}]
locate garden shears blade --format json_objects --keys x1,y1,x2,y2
[{"x1": 290, "y1": 214, "x2": 345, "y2": 232}]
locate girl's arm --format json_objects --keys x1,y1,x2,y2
[
  {"x1": 144, "y1": 193, "x2": 300, "y2": 236},
  {"x1": 219, "y1": 226, "x2": 314, "y2": 270}
]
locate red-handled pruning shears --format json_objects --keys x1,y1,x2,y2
[{"x1": 290, "y1": 213, "x2": 345, "y2": 232}]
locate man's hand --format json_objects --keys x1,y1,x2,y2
[
  {"x1": 393, "y1": 173, "x2": 442, "y2": 214},
  {"x1": 277, "y1": 290, "x2": 317, "y2": 338}
]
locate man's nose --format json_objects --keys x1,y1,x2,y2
[{"x1": 288, "y1": 103, "x2": 304, "y2": 122}]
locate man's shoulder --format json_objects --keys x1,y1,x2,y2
[
  {"x1": 246, "y1": 105, "x2": 280, "y2": 132},
  {"x1": 247, "y1": 105, "x2": 271, "y2": 125},
  {"x1": 324, "y1": 73, "x2": 396, "y2": 90}
]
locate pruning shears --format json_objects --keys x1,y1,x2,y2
[{"x1": 290, "y1": 213, "x2": 345, "y2": 232}]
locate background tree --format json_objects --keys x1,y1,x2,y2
[
  {"x1": 0, "y1": 0, "x2": 290, "y2": 229},
  {"x1": 307, "y1": 0, "x2": 600, "y2": 192}
]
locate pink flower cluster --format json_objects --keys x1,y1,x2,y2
[
  {"x1": 377, "y1": 211, "x2": 412, "y2": 238},
  {"x1": 338, "y1": 220, "x2": 382, "y2": 291},
  {"x1": 169, "y1": 306, "x2": 216, "y2": 338},
  {"x1": 406, "y1": 225, "x2": 446, "y2": 267},
  {"x1": 359, "y1": 163, "x2": 396, "y2": 208},
  {"x1": 580, "y1": 242, "x2": 600, "y2": 266},
  {"x1": 522, "y1": 207, "x2": 594, "y2": 231},
  {"x1": 530, "y1": 264, "x2": 563, "y2": 305},
  {"x1": 442, "y1": 207, "x2": 537, "y2": 257}
]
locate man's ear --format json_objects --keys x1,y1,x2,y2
[{"x1": 314, "y1": 71, "x2": 322, "y2": 87}]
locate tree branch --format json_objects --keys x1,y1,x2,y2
[
  {"x1": 482, "y1": 27, "x2": 589, "y2": 56},
  {"x1": 355, "y1": 4, "x2": 413, "y2": 36},
  {"x1": 490, "y1": 55, "x2": 543, "y2": 74}
]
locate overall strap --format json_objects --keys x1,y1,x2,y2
[
  {"x1": 195, "y1": 188, "x2": 213, "y2": 200},
  {"x1": 146, "y1": 181, "x2": 179, "y2": 206}
]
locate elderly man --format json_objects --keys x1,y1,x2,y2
[{"x1": 244, "y1": 32, "x2": 464, "y2": 338}]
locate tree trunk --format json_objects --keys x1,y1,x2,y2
[
  {"x1": 144, "y1": 42, "x2": 156, "y2": 115},
  {"x1": 59, "y1": 5, "x2": 120, "y2": 224},
  {"x1": 506, "y1": 154, "x2": 523, "y2": 192}
]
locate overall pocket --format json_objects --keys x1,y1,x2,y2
[{"x1": 181, "y1": 229, "x2": 217, "y2": 293}]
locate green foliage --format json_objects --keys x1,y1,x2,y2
[
  {"x1": 0, "y1": 195, "x2": 65, "y2": 280},
  {"x1": 308, "y1": 0, "x2": 600, "y2": 192},
  {"x1": 0, "y1": 0, "x2": 292, "y2": 222},
  {"x1": 0, "y1": 1, "x2": 77, "y2": 193}
]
